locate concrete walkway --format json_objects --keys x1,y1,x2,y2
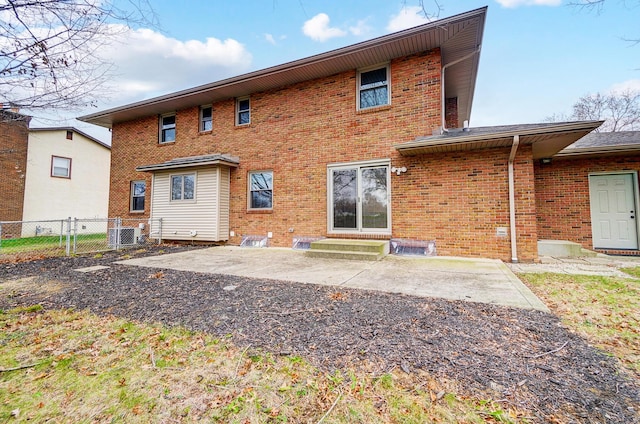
[
  {"x1": 117, "y1": 246, "x2": 549, "y2": 312},
  {"x1": 507, "y1": 254, "x2": 640, "y2": 277}
]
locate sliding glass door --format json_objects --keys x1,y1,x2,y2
[{"x1": 329, "y1": 163, "x2": 390, "y2": 233}]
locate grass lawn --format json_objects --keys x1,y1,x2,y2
[
  {"x1": 518, "y1": 269, "x2": 640, "y2": 377},
  {"x1": 0, "y1": 307, "x2": 522, "y2": 423},
  {"x1": 0, "y1": 233, "x2": 107, "y2": 255}
]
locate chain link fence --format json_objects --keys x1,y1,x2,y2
[{"x1": 0, "y1": 217, "x2": 163, "y2": 261}]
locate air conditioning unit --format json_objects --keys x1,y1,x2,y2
[{"x1": 108, "y1": 227, "x2": 142, "y2": 246}]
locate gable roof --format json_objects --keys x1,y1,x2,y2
[
  {"x1": 29, "y1": 127, "x2": 111, "y2": 150},
  {"x1": 556, "y1": 131, "x2": 640, "y2": 157},
  {"x1": 78, "y1": 7, "x2": 487, "y2": 129},
  {"x1": 394, "y1": 121, "x2": 603, "y2": 159}
]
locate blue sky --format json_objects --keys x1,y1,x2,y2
[{"x1": 54, "y1": 0, "x2": 639, "y2": 141}]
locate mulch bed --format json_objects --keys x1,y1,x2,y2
[{"x1": 1, "y1": 245, "x2": 639, "y2": 423}]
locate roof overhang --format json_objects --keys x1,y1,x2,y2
[
  {"x1": 556, "y1": 144, "x2": 640, "y2": 158},
  {"x1": 394, "y1": 121, "x2": 604, "y2": 159},
  {"x1": 136, "y1": 154, "x2": 239, "y2": 172},
  {"x1": 78, "y1": 7, "x2": 486, "y2": 129}
]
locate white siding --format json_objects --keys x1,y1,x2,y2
[
  {"x1": 150, "y1": 166, "x2": 231, "y2": 241},
  {"x1": 21, "y1": 130, "x2": 110, "y2": 236}
]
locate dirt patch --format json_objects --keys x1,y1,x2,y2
[{"x1": 1, "y1": 246, "x2": 638, "y2": 423}]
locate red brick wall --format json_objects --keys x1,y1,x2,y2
[
  {"x1": 535, "y1": 154, "x2": 640, "y2": 249},
  {"x1": 0, "y1": 111, "x2": 30, "y2": 224},
  {"x1": 390, "y1": 144, "x2": 537, "y2": 261},
  {"x1": 445, "y1": 97, "x2": 458, "y2": 129},
  {"x1": 109, "y1": 48, "x2": 538, "y2": 260}
]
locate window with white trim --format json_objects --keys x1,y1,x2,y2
[
  {"x1": 51, "y1": 156, "x2": 71, "y2": 178},
  {"x1": 248, "y1": 171, "x2": 273, "y2": 210},
  {"x1": 357, "y1": 65, "x2": 390, "y2": 110},
  {"x1": 171, "y1": 174, "x2": 195, "y2": 201},
  {"x1": 200, "y1": 105, "x2": 212, "y2": 132},
  {"x1": 160, "y1": 113, "x2": 176, "y2": 143},
  {"x1": 236, "y1": 97, "x2": 250, "y2": 125},
  {"x1": 130, "y1": 180, "x2": 146, "y2": 212}
]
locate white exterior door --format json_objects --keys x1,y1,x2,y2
[{"x1": 589, "y1": 173, "x2": 638, "y2": 249}]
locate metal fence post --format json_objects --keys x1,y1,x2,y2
[
  {"x1": 158, "y1": 218, "x2": 163, "y2": 244},
  {"x1": 73, "y1": 218, "x2": 78, "y2": 254},
  {"x1": 115, "y1": 217, "x2": 121, "y2": 250},
  {"x1": 59, "y1": 220, "x2": 63, "y2": 247},
  {"x1": 65, "y1": 217, "x2": 72, "y2": 256}
]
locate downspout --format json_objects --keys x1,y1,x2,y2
[
  {"x1": 508, "y1": 135, "x2": 520, "y2": 263},
  {"x1": 440, "y1": 47, "x2": 481, "y2": 133}
]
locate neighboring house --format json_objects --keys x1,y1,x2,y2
[
  {"x1": 536, "y1": 131, "x2": 640, "y2": 255},
  {"x1": 0, "y1": 109, "x2": 30, "y2": 226},
  {"x1": 20, "y1": 127, "x2": 111, "y2": 236},
  {"x1": 78, "y1": 7, "x2": 607, "y2": 262}
]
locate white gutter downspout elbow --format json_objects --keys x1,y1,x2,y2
[
  {"x1": 508, "y1": 135, "x2": 520, "y2": 263},
  {"x1": 440, "y1": 47, "x2": 481, "y2": 133}
]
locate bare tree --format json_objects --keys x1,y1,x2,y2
[
  {"x1": 568, "y1": 0, "x2": 639, "y2": 44},
  {"x1": 545, "y1": 90, "x2": 640, "y2": 132},
  {"x1": 0, "y1": 0, "x2": 156, "y2": 117}
]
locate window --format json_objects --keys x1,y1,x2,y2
[
  {"x1": 160, "y1": 114, "x2": 176, "y2": 143},
  {"x1": 51, "y1": 156, "x2": 71, "y2": 178},
  {"x1": 200, "y1": 106, "x2": 212, "y2": 132},
  {"x1": 171, "y1": 174, "x2": 195, "y2": 201},
  {"x1": 130, "y1": 180, "x2": 146, "y2": 212},
  {"x1": 236, "y1": 97, "x2": 250, "y2": 125},
  {"x1": 66, "y1": 130, "x2": 73, "y2": 140},
  {"x1": 358, "y1": 65, "x2": 390, "y2": 110},
  {"x1": 249, "y1": 171, "x2": 273, "y2": 209}
]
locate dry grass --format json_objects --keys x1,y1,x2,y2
[
  {"x1": 519, "y1": 270, "x2": 640, "y2": 376},
  {"x1": 0, "y1": 307, "x2": 527, "y2": 423}
]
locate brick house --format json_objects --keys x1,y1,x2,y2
[
  {"x1": 0, "y1": 109, "x2": 31, "y2": 223},
  {"x1": 78, "y1": 7, "x2": 607, "y2": 262}
]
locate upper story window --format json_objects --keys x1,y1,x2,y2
[
  {"x1": 236, "y1": 97, "x2": 250, "y2": 126},
  {"x1": 200, "y1": 105, "x2": 212, "y2": 132},
  {"x1": 171, "y1": 173, "x2": 195, "y2": 201},
  {"x1": 160, "y1": 114, "x2": 176, "y2": 143},
  {"x1": 130, "y1": 180, "x2": 146, "y2": 212},
  {"x1": 51, "y1": 156, "x2": 71, "y2": 178},
  {"x1": 66, "y1": 130, "x2": 73, "y2": 140},
  {"x1": 357, "y1": 65, "x2": 390, "y2": 110},
  {"x1": 248, "y1": 170, "x2": 273, "y2": 210}
]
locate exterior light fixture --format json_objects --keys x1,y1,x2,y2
[{"x1": 391, "y1": 166, "x2": 407, "y2": 175}]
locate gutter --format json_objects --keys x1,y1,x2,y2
[
  {"x1": 440, "y1": 47, "x2": 481, "y2": 133},
  {"x1": 508, "y1": 135, "x2": 520, "y2": 263}
]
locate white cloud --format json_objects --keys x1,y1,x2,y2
[
  {"x1": 302, "y1": 13, "x2": 347, "y2": 42},
  {"x1": 101, "y1": 26, "x2": 253, "y2": 104},
  {"x1": 349, "y1": 19, "x2": 372, "y2": 37},
  {"x1": 495, "y1": 0, "x2": 562, "y2": 8},
  {"x1": 609, "y1": 79, "x2": 640, "y2": 93},
  {"x1": 264, "y1": 33, "x2": 276, "y2": 45},
  {"x1": 386, "y1": 6, "x2": 430, "y2": 32}
]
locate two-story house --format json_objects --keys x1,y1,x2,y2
[
  {"x1": 19, "y1": 127, "x2": 111, "y2": 236},
  {"x1": 79, "y1": 7, "x2": 606, "y2": 262}
]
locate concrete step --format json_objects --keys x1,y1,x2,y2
[
  {"x1": 304, "y1": 239, "x2": 390, "y2": 261},
  {"x1": 538, "y1": 239, "x2": 594, "y2": 257},
  {"x1": 305, "y1": 249, "x2": 384, "y2": 261},
  {"x1": 309, "y1": 239, "x2": 389, "y2": 254}
]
